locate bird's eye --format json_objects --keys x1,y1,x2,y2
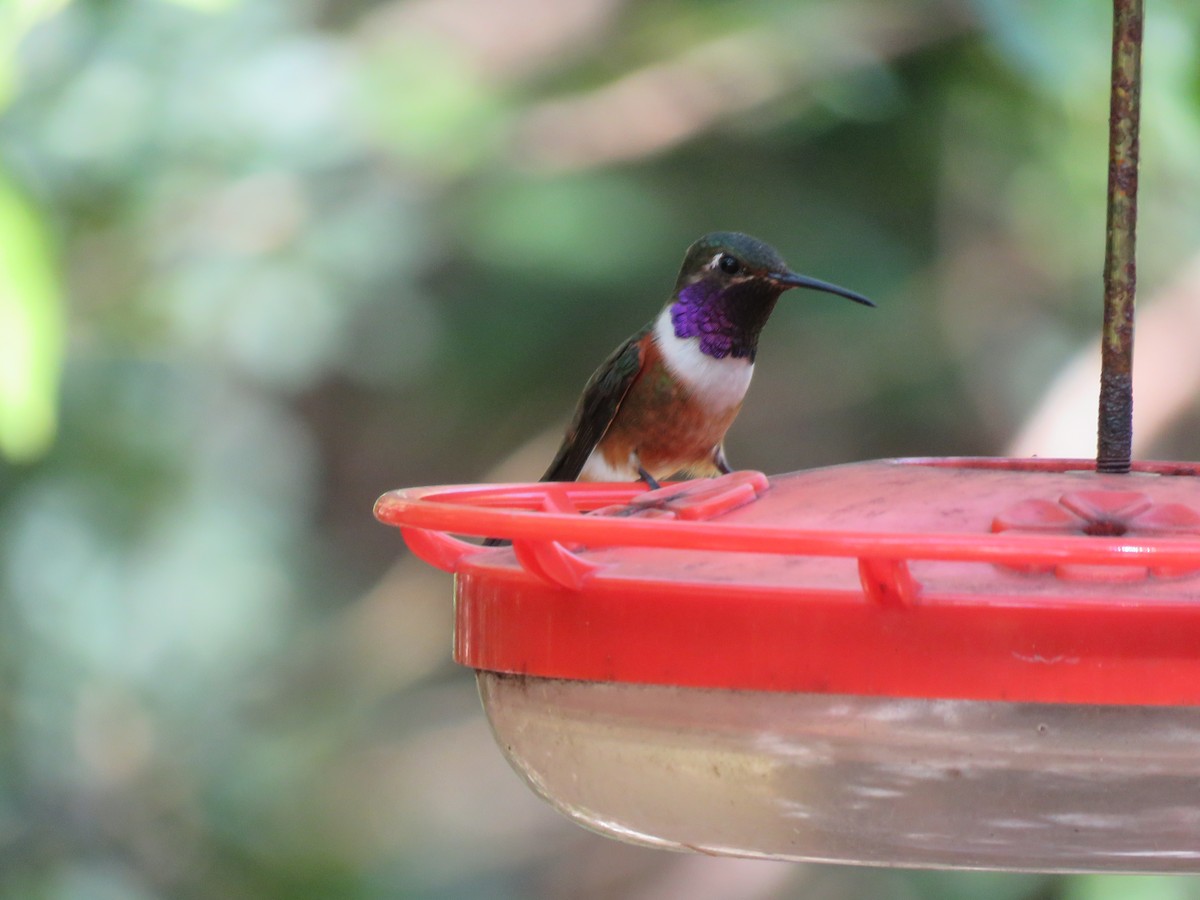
[{"x1": 718, "y1": 254, "x2": 740, "y2": 275}]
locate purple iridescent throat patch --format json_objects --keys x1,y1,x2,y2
[{"x1": 670, "y1": 282, "x2": 744, "y2": 359}]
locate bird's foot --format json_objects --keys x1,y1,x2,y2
[{"x1": 637, "y1": 466, "x2": 661, "y2": 491}]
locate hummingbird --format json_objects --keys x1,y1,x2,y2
[{"x1": 539, "y1": 231, "x2": 874, "y2": 487}]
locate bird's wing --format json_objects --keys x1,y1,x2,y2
[{"x1": 540, "y1": 326, "x2": 649, "y2": 482}]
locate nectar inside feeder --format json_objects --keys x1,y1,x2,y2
[
  {"x1": 375, "y1": 459, "x2": 1200, "y2": 872},
  {"x1": 373, "y1": 0, "x2": 1188, "y2": 875}
]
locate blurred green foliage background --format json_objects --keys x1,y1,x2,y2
[{"x1": 3, "y1": 0, "x2": 1200, "y2": 896}]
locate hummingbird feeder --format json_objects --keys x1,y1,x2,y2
[{"x1": 374, "y1": 0, "x2": 1200, "y2": 873}]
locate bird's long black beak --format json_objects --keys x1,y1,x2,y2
[{"x1": 770, "y1": 271, "x2": 875, "y2": 307}]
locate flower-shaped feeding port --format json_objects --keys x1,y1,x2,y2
[{"x1": 992, "y1": 490, "x2": 1200, "y2": 581}]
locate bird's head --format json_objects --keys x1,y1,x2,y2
[{"x1": 668, "y1": 231, "x2": 873, "y2": 360}]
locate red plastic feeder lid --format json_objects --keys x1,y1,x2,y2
[{"x1": 373, "y1": 458, "x2": 1200, "y2": 706}]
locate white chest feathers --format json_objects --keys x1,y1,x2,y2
[{"x1": 652, "y1": 308, "x2": 754, "y2": 412}]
